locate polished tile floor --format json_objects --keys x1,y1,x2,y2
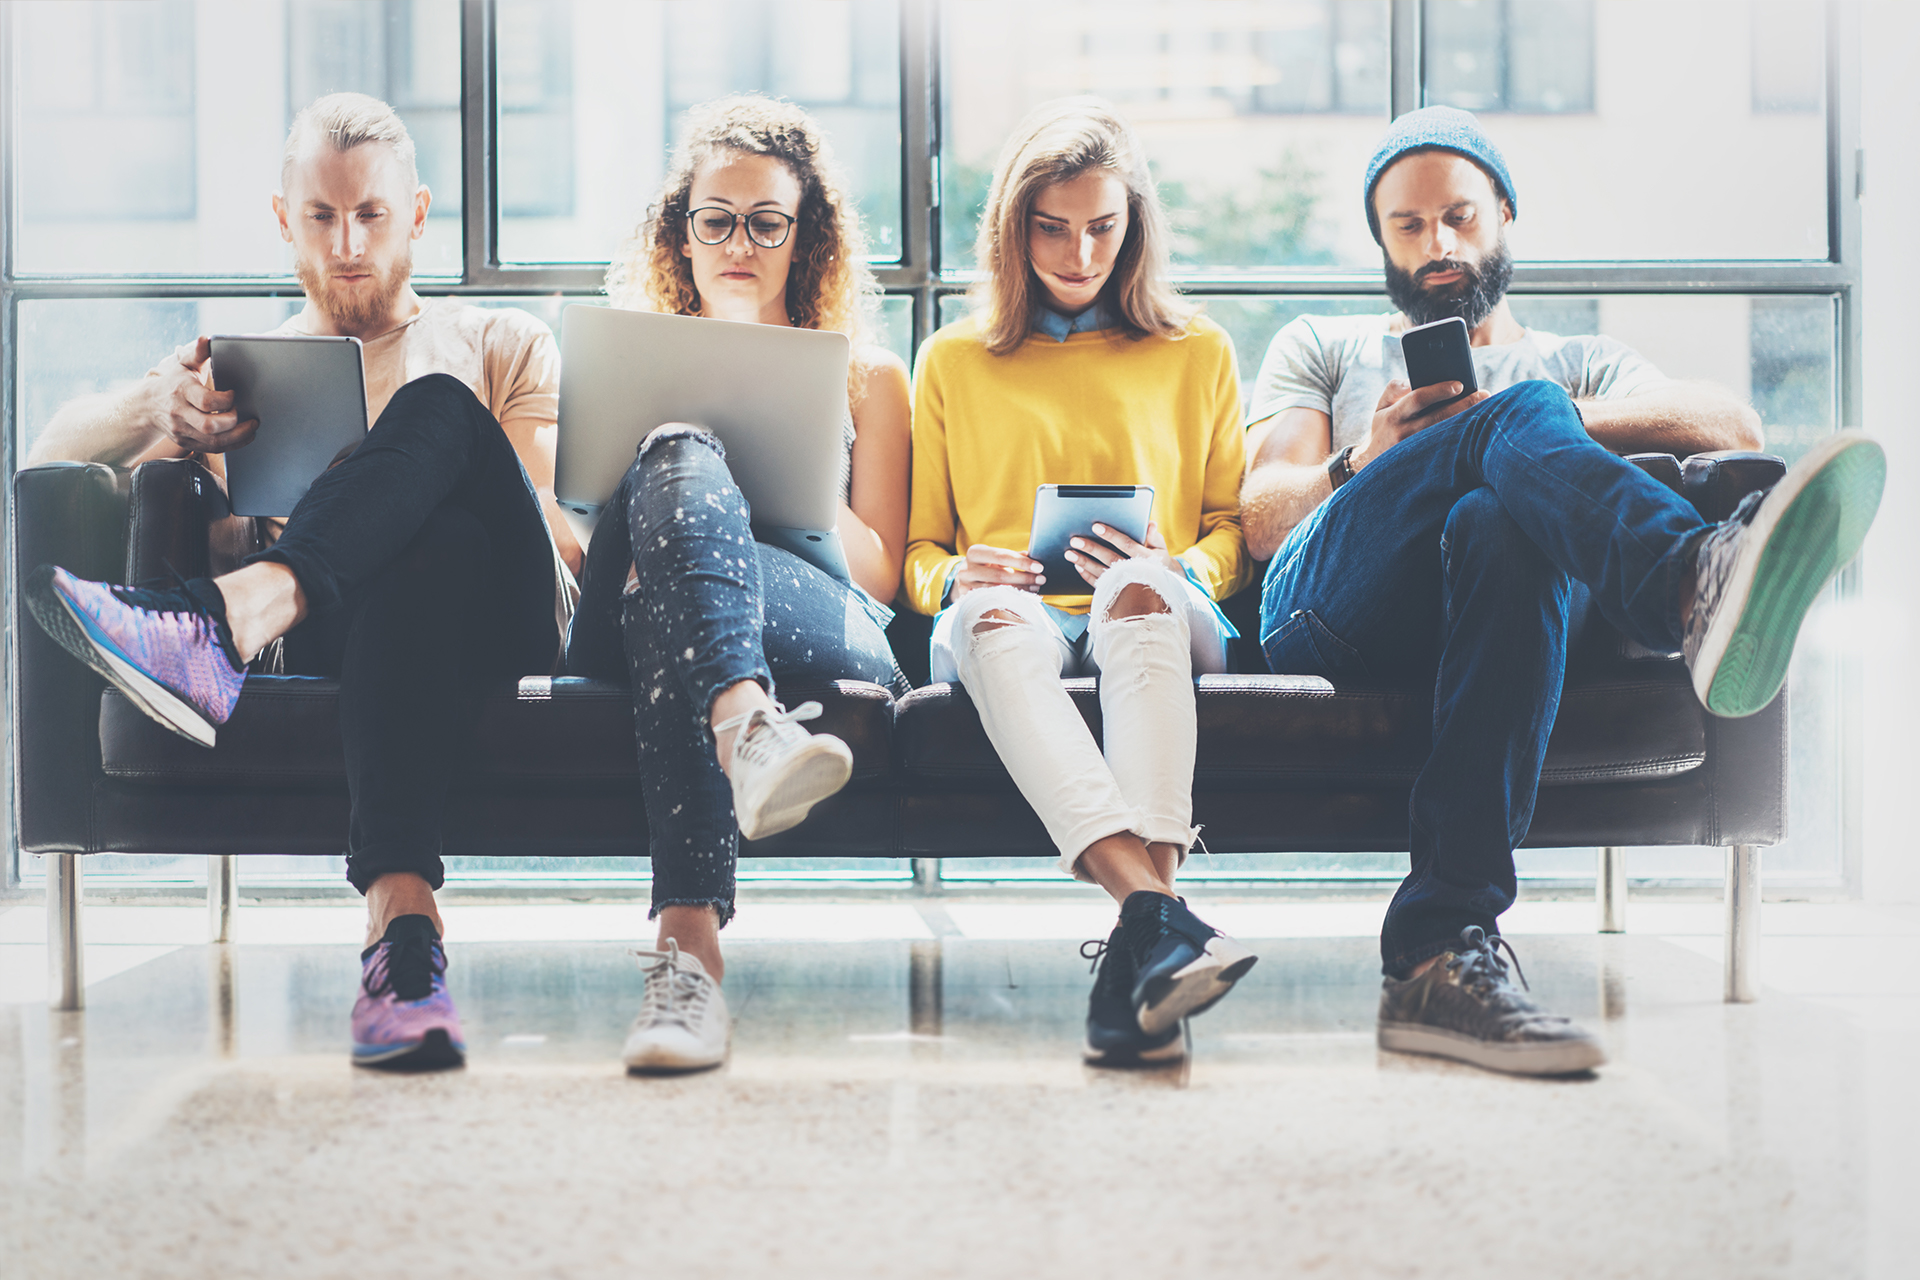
[{"x1": 2, "y1": 894, "x2": 1916, "y2": 1279}]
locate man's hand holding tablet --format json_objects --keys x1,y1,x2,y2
[{"x1": 149, "y1": 337, "x2": 261, "y2": 454}]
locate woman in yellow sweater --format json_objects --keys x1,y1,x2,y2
[{"x1": 907, "y1": 98, "x2": 1256, "y2": 1066}]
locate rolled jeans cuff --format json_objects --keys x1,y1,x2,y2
[
  {"x1": 649, "y1": 896, "x2": 737, "y2": 929},
  {"x1": 345, "y1": 844, "x2": 447, "y2": 896},
  {"x1": 1058, "y1": 818, "x2": 1202, "y2": 882}
]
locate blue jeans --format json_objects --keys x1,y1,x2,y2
[
  {"x1": 1258, "y1": 381, "x2": 1708, "y2": 976},
  {"x1": 567, "y1": 428, "x2": 907, "y2": 925}
]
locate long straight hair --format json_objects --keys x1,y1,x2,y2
[{"x1": 970, "y1": 97, "x2": 1191, "y2": 356}]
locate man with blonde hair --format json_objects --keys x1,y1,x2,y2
[{"x1": 26, "y1": 93, "x2": 581, "y2": 1073}]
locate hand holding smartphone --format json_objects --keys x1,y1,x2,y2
[{"x1": 1399, "y1": 316, "x2": 1478, "y2": 413}]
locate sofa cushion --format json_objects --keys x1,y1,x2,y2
[
  {"x1": 99, "y1": 676, "x2": 897, "y2": 786},
  {"x1": 894, "y1": 670, "x2": 1707, "y2": 791}
]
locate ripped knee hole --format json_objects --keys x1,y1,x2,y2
[
  {"x1": 971, "y1": 608, "x2": 1031, "y2": 636},
  {"x1": 1104, "y1": 581, "x2": 1173, "y2": 622}
]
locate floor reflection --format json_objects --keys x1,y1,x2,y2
[{"x1": 1, "y1": 908, "x2": 1916, "y2": 1278}]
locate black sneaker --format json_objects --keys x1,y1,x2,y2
[
  {"x1": 1377, "y1": 926, "x2": 1606, "y2": 1077},
  {"x1": 1119, "y1": 891, "x2": 1258, "y2": 1037},
  {"x1": 1081, "y1": 924, "x2": 1185, "y2": 1067}
]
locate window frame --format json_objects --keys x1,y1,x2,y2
[{"x1": 0, "y1": 0, "x2": 1867, "y2": 893}]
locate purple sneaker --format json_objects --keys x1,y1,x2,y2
[
  {"x1": 24, "y1": 564, "x2": 245, "y2": 748},
  {"x1": 352, "y1": 914, "x2": 466, "y2": 1071}
]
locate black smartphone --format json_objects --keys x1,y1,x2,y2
[{"x1": 1399, "y1": 316, "x2": 1478, "y2": 413}]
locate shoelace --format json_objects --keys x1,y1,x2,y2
[
  {"x1": 1079, "y1": 938, "x2": 1110, "y2": 974},
  {"x1": 715, "y1": 701, "x2": 825, "y2": 769},
  {"x1": 366, "y1": 933, "x2": 442, "y2": 1002},
  {"x1": 630, "y1": 939, "x2": 712, "y2": 1031},
  {"x1": 106, "y1": 564, "x2": 239, "y2": 663},
  {"x1": 1444, "y1": 925, "x2": 1530, "y2": 998},
  {"x1": 1724, "y1": 487, "x2": 1768, "y2": 528}
]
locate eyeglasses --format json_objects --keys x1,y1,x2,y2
[{"x1": 685, "y1": 206, "x2": 797, "y2": 249}]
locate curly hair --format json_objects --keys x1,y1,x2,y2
[
  {"x1": 970, "y1": 96, "x2": 1191, "y2": 356},
  {"x1": 606, "y1": 95, "x2": 877, "y2": 380}
]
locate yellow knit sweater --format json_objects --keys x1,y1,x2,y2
[{"x1": 905, "y1": 311, "x2": 1252, "y2": 617}]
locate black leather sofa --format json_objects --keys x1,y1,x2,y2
[{"x1": 13, "y1": 450, "x2": 1790, "y2": 1008}]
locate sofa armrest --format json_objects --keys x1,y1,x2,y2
[
  {"x1": 1682, "y1": 450, "x2": 1786, "y2": 522},
  {"x1": 125, "y1": 457, "x2": 265, "y2": 583},
  {"x1": 12, "y1": 463, "x2": 130, "y2": 853},
  {"x1": 1623, "y1": 451, "x2": 1684, "y2": 495}
]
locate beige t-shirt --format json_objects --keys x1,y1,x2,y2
[
  {"x1": 198, "y1": 298, "x2": 574, "y2": 644},
  {"x1": 271, "y1": 298, "x2": 559, "y2": 435}
]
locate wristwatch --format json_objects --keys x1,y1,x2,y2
[{"x1": 1326, "y1": 445, "x2": 1358, "y2": 491}]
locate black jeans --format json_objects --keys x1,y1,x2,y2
[
  {"x1": 567, "y1": 427, "x2": 907, "y2": 926},
  {"x1": 257, "y1": 373, "x2": 559, "y2": 894}
]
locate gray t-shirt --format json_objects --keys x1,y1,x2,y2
[{"x1": 1247, "y1": 312, "x2": 1669, "y2": 451}]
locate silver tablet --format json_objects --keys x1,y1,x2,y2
[
  {"x1": 1027, "y1": 484, "x2": 1155, "y2": 596},
  {"x1": 210, "y1": 334, "x2": 368, "y2": 519}
]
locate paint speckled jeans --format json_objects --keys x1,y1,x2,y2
[{"x1": 567, "y1": 428, "x2": 907, "y2": 926}]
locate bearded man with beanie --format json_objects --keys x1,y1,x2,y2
[{"x1": 1239, "y1": 106, "x2": 1885, "y2": 1076}]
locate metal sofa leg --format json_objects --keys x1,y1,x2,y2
[
  {"x1": 1597, "y1": 846, "x2": 1627, "y2": 933},
  {"x1": 912, "y1": 858, "x2": 942, "y2": 896},
  {"x1": 208, "y1": 855, "x2": 239, "y2": 944},
  {"x1": 1725, "y1": 844, "x2": 1761, "y2": 1003},
  {"x1": 48, "y1": 853, "x2": 84, "y2": 1011}
]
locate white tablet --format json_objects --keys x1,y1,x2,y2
[
  {"x1": 1027, "y1": 484, "x2": 1155, "y2": 596},
  {"x1": 210, "y1": 334, "x2": 368, "y2": 518}
]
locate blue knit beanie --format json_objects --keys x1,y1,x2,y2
[{"x1": 1363, "y1": 106, "x2": 1516, "y2": 244}]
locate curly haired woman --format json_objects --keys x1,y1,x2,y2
[{"x1": 567, "y1": 95, "x2": 912, "y2": 1073}]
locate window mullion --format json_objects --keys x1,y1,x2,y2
[
  {"x1": 460, "y1": 0, "x2": 497, "y2": 287},
  {"x1": 1390, "y1": 0, "x2": 1421, "y2": 117},
  {"x1": 902, "y1": 0, "x2": 939, "y2": 354}
]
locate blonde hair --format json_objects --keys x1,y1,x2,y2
[
  {"x1": 606, "y1": 95, "x2": 876, "y2": 369},
  {"x1": 282, "y1": 92, "x2": 418, "y2": 189},
  {"x1": 970, "y1": 97, "x2": 1191, "y2": 356}
]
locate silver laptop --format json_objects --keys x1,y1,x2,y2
[{"x1": 555, "y1": 306, "x2": 852, "y2": 584}]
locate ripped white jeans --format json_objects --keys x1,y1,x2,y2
[{"x1": 929, "y1": 559, "x2": 1226, "y2": 881}]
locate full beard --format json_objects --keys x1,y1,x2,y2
[
  {"x1": 296, "y1": 249, "x2": 413, "y2": 334},
  {"x1": 1384, "y1": 236, "x2": 1513, "y2": 330}
]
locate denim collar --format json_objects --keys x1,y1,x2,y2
[{"x1": 1031, "y1": 299, "x2": 1116, "y2": 343}]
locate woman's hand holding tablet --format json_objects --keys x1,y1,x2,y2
[
  {"x1": 1025, "y1": 483, "x2": 1156, "y2": 595},
  {"x1": 1064, "y1": 520, "x2": 1182, "y2": 588},
  {"x1": 951, "y1": 543, "x2": 1047, "y2": 600}
]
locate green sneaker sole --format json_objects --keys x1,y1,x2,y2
[{"x1": 1702, "y1": 436, "x2": 1885, "y2": 718}]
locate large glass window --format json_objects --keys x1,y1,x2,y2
[
  {"x1": 1, "y1": 1, "x2": 1861, "y2": 893},
  {"x1": 941, "y1": 0, "x2": 1392, "y2": 274},
  {"x1": 493, "y1": 0, "x2": 904, "y2": 266},
  {"x1": 1425, "y1": 0, "x2": 1829, "y2": 262},
  {"x1": 13, "y1": 0, "x2": 464, "y2": 278}
]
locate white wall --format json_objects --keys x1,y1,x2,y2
[{"x1": 1859, "y1": 0, "x2": 1920, "y2": 902}]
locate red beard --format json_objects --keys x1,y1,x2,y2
[{"x1": 295, "y1": 248, "x2": 413, "y2": 333}]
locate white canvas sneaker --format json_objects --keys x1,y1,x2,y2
[
  {"x1": 717, "y1": 700, "x2": 853, "y2": 841},
  {"x1": 622, "y1": 941, "x2": 730, "y2": 1073}
]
